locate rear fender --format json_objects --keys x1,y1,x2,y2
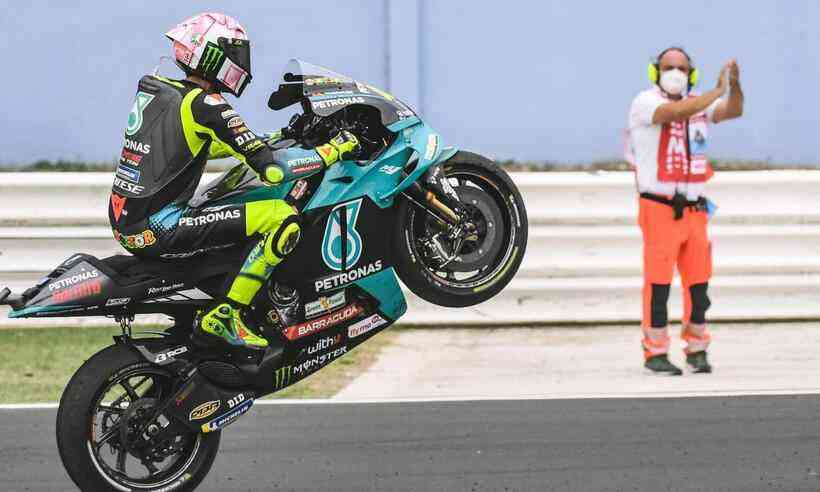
[{"x1": 7, "y1": 255, "x2": 113, "y2": 318}]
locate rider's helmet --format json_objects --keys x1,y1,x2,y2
[{"x1": 165, "y1": 12, "x2": 252, "y2": 97}]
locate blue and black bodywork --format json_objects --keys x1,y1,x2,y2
[{"x1": 0, "y1": 59, "x2": 464, "y2": 399}]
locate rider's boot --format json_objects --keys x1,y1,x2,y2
[
  {"x1": 194, "y1": 301, "x2": 268, "y2": 349},
  {"x1": 194, "y1": 221, "x2": 301, "y2": 350}
]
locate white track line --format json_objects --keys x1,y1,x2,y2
[{"x1": 3, "y1": 388, "x2": 820, "y2": 410}]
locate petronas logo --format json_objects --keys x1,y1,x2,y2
[
  {"x1": 322, "y1": 199, "x2": 363, "y2": 271},
  {"x1": 273, "y1": 366, "x2": 292, "y2": 389},
  {"x1": 126, "y1": 92, "x2": 155, "y2": 136},
  {"x1": 200, "y1": 43, "x2": 224, "y2": 73}
]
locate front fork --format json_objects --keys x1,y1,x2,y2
[
  {"x1": 400, "y1": 166, "x2": 476, "y2": 267},
  {"x1": 402, "y1": 166, "x2": 461, "y2": 225}
]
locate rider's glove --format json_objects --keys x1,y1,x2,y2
[
  {"x1": 261, "y1": 165, "x2": 284, "y2": 186},
  {"x1": 316, "y1": 130, "x2": 360, "y2": 166}
]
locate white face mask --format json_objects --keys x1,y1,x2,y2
[{"x1": 659, "y1": 69, "x2": 688, "y2": 95}]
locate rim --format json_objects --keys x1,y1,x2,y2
[
  {"x1": 86, "y1": 366, "x2": 201, "y2": 490},
  {"x1": 406, "y1": 168, "x2": 517, "y2": 290}
]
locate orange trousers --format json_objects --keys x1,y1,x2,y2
[{"x1": 639, "y1": 197, "x2": 712, "y2": 359}]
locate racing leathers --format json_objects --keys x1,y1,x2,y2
[{"x1": 111, "y1": 74, "x2": 357, "y2": 348}]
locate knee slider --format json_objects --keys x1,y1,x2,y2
[
  {"x1": 689, "y1": 282, "x2": 711, "y2": 324},
  {"x1": 264, "y1": 216, "x2": 301, "y2": 263},
  {"x1": 650, "y1": 283, "x2": 671, "y2": 328}
]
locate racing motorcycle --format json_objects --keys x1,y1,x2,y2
[{"x1": 0, "y1": 60, "x2": 528, "y2": 491}]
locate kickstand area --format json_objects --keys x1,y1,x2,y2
[{"x1": 116, "y1": 314, "x2": 135, "y2": 339}]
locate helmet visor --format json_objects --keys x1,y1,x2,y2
[{"x1": 218, "y1": 37, "x2": 251, "y2": 77}]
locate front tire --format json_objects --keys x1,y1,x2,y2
[
  {"x1": 57, "y1": 343, "x2": 220, "y2": 492},
  {"x1": 392, "y1": 151, "x2": 528, "y2": 307}
]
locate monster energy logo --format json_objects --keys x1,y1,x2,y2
[
  {"x1": 273, "y1": 365, "x2": 292, "y2": 389},
  {"x1": 200, "y1": 43, "x2": 224, "y2": 73}
]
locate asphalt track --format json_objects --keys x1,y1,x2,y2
[{"x1": 1, "y1": 396, "x2": 819, "y2": 492}]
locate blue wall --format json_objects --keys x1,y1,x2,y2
[{"x1": 0, "y1": 1, "x2": 817, "y2": 165}]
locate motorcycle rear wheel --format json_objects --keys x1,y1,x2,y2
[
  {"x1": 56, "y1": 343, "x2": 220, "y2": 492},
  {"x1": 393, "y1": 151, "x2": 528, "y2": 307}
]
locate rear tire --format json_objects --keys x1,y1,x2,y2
[
  {"x1": 392, "y1": 151, "x2": 528, "y2": 307},
  {"x1": 57, "y1": 344, "x2": 221, "y2": 491}
]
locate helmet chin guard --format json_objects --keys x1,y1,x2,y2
[{"x1": 166, "y1": 12, "x2": 252, "y2": 97}]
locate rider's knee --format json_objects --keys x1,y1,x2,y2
[{"x1": 264, "y1": 215, "x2": 301, "y2": 264}]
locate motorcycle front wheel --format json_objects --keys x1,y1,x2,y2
[
  {"x1": 392, "y1": 151, "x2": 528, "y2": 307},
  {"x1": 56, "y1": 343, "x2": 221, "y2": 492}
]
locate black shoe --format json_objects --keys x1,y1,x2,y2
[
  {"x1": 686, "y1": 351, "x2": 712, "y2": 373},
  {"x1": 644, "y1": 354, "x2": 683, "y2": 376}
]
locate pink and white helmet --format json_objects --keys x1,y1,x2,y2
[{"x1": 166, "y1": 13, "x2": 252, "y2": 97}]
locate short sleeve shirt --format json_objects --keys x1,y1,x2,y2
[{"x1": 627, "y1": 87, "x2": 720, "y2": 200}]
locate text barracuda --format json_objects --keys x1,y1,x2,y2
[{"x1": 284, "y1": 303, "x2": 363, "y2": 340}]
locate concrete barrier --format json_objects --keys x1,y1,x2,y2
[
  {"x1": 3, "y1": 171, "x2": 819, "y2": 226},
  {"x1": 0, "y1": 171, "x2": 817, "y2": 326}
]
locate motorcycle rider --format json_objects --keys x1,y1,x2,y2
[{"x1": 110, "y1": 12, "x2": 360, "y2": 349}]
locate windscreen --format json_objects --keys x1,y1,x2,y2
[{"x1": 269, "y1": 59, "x2": 417, "y2": 126}]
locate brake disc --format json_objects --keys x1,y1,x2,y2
[{"x1": 444, "y1": 187, "x2": 504, "y2": 272}]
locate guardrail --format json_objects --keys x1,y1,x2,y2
[{"x1": 1, "y1": 171, "x2": 818, "y2": 325}]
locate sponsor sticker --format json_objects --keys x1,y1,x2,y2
[
  {"x1": 178, "y1": 209, "x2": 240, "y2": 227},
  {"x1": 105, "y1": 297, "x2": 130, "y2": 307},
  {"x1": 189, "y1": 400, "x2": 220, "y2": 420},
  {"x1": 289, "y1": 180, "x2": 308, "y2": 200},
  {"x1": 293, "y1": 346, "x2": 348, "y2": 377},
  {"x1": 221, "y1": 109, "x2": 238, "y2": 119},
  {"x1": 234, "y1": 132, "x2": 255, "y2": 146},
  {"x1": 311, "y1": 96, "x2": 366, "y2": 111},
  {"x1": 126, "y1": 91, "x2": 155, "y2": 136},
  {"x1": 158, "y1": 244, "x2": 233, "y2": 259},
  {"x1": 113, "y1": 229, "x2": 156, "y2": 249},
  {"x1": 123, "y1": 137, "x2": 151, "y2": 154},
  {"x1": 424, "y1": 134, "x2": 439, "y2": 160},
  {"x1": 227, "y1": 116, "x2": 245, "y2": 128},
  {"x1": 204, "y1": 94, "x2": 225, "y2": 106},
  {"x1": 113, "y1": 176, "x2": 145, "y2": 194},
  {"x1": 305, "y1": 76, "x2": 347, "y2": 87},
  {"x1": 154, "y1": 346, "x2": 188, "y2": 363},
  {"x1": 348, "y1": 314, "x2": 388, "y2": 339},
  {"x1": 243, "y1": 140, "x2": 264, "y2": 153},
  {"x1": 148, "y1": 282, "x2": 184, "y2": 295},
  {"x1": 116, "y1": 165, "x2": 140, "y2": 183},
  {"x1": 273, "y1": 365, "x2": 292, "y2": 389},
  {"x1": 314, "y1": 260, "x2": 383, "y2": 292},
  {"x1": 292, "y1": 162, "x2": 322, "y2": 174},
  {"x1": 201, "y1": 399, "x2": 253, "y2": 433},
  {"x1": 120, "y1": 149, "x2": 143, "y2": 166},
  {"x1": 49, "y1": 269, "x2": 99, "y2": 291},
  {"x1": 283, "y1": 303, "x2": 363, "y2": 341},
  {"x1": 304, "y1": 291, "x2": 346, "y2": 319},
  {"x1": 52, "y1": 279, "x2": 102, "y2": 303},
  {"x1": 110, "y1": 194, "x2": 127, "y2": 221},
  {"x1": 379, "y1": 165, "x2": 402, "y2": 175},
  {"x1": 306, "y1": 334, "x2": 343, "y2": 355},
  {"x1": 321, "y1": 199, "x2": 363, "y2": 271}
]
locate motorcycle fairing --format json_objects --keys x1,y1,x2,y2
[{"x1": 8, "y1": 251, "x2": 245, "y2": 318}]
